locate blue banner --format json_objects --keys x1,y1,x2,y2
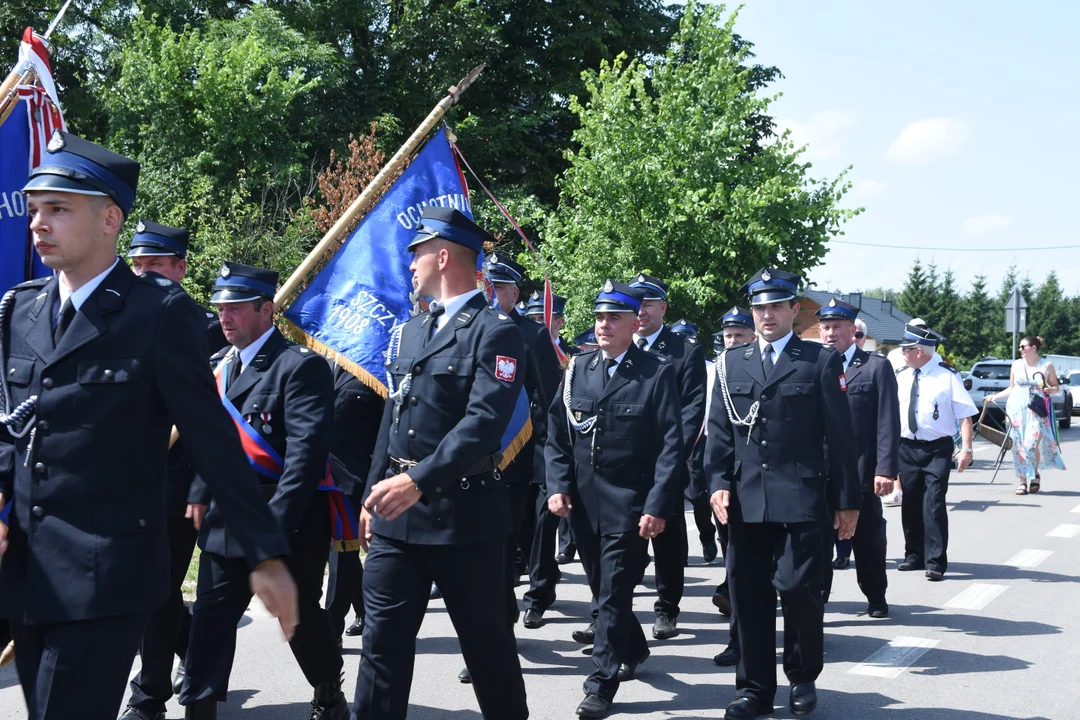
[
  {"x1": 0, "y1": 100, "x2": 35, "y2": 293},
  {"x1": 284, "y1": 129, "x2": 532, "y2": 464}
]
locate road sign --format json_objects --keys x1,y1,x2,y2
[{"x1": 1005, "y1": 287, "x2": 1027, "y2": 357}]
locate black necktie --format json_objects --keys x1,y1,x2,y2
[
  {"x1": 908, "y1": 368, "x2": 921, "y2": 436},
  {"x1": 424, "y1": 304, "x2": 446, "y2": 347},
  {"x1": 227, "y1": 355, "x2": 242, "y2": 387},
  {"x1": 636, "y1": 337, "x2": 649, "y2": 352},
  {"x1": 53, "y1": 297, "x2": 75, "y2": 346},
  {"x1": 603, "y1": 358, "x2": 617, "y2": 386},
  {"x1": 762, "y1": 343, "x2": 774, "y2": 376}
]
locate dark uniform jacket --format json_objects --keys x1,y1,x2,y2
[
  {"x1": 642, "y1": 327, "x2": 707, "y2": 486},
  {"x1": 558, "y1": 337, "x2": 578, "y2": 357},
  {"x1": 0, "y1": 265, "x2": 287, "y2": 624},
  {"x1": 546, "y1": 345, "x2": 683, "y2": 535},
  {"x1": 844, "y1": 347, "x2": 900, "y2": 493},
  {"x1": 364, "y1": 292, "x2": 526, "y2": 545},
  {"x1": 508, "y1": 310, "x2": 561, "y2": 487},
  {"x1": 706, "y1": 335, "x2": 860, "y2": 524},
  {"x1": 328, "y1": 363, "x2": 385, "y2": 502},
  {"x1": 192, "y1": 328, "x2": 333, "y2": 558},
  {"x1": 165, "y1": 308, "x2": 227, "y2": 518}
]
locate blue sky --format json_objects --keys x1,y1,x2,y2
[{"x1": 722, "y1": 1, "x2": 1080, "y2": 297}]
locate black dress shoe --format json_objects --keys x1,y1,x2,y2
[
  {"x1": 926, "y1": 569, "x2": 944, "y2": 581},
  {"x1": 184, "y1": 700, "x2": 217, "y2": 720},
  {"x1": 572, "y1": 621, "x2": 596, "y2": 645},
  {"x1": 458, "y1": 667, "x2": 472, "y2": 683},
  {"x1": 430, "y1": 582, "x2": 442, "y2": 599},
  {"x1": 789, "y1": 682, "x2": 817, "y2": 716},
  {"x1": 867, "y1": 600, "x2": 889, "y2": 618},
  {"x1": 345, "y1": 617, "x2": 364, "y2": 636},
  {"x1": 897, "y1": 557, "x2": 924, "y2": 571},
  {"x1": 616, "y1": 648, "x2": 650, "y2": 681},
  {"x1": 310, "y1": 680, "x2": 349, "y2": 720},
  {"x1": 702, "y1": 538, "x2": 718, "y2": 563},
  {"x1": 172, "y1": 661, "x2": 186, "y2": 696},
  {"x1": 832, "y1": 556, "x2": 851, "y2": 569},
  {"x1": 652, "y1": 611, "x2": 678, "y2": 639},
  {"x1": 712, "y1": 588, "x2": 732, "y2": 616},
  {"x1": 724, "y1": 696, "x2": 773, "y2": 719},
  {"x1": 555, "y1": 552, "x2": 573, "y2": 564},
  {"x1": 713, "y1": 644, "x2": 740, "y2": 666},
  {"x1": 576, "y1": 693, "x2": 612, "y2": 718},
  {"x1": 120, "y1": 707, "x2": 164, "y2": 720},
  {"x1": 523, "y1": 608, "x2": 545, "y2": 629}
]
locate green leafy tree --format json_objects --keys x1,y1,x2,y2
[
  {"x1": 935, "y1": 268, "x2": 961, "y2": 347},
  {"x1": 533, "y1": 2, "x2": 858, "y2": 334},
  {"x1": 952, "y1": 274, "x2": 995, "y2": 364},
  {"x1": 897, "y1": 260, "x2": 936, "y2": 324},
  {"x1": 1028, "y1": 272, "x2": 1072, "y2": 355}
]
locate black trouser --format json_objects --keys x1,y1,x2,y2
[
  {"x1": 12, "y1": 611, "x2": 148, "y2": 720},
  {"x1": 504, "y1": 482, "x2": 532, "y2": 626},
  {"x1": 128, "y1": 516, "x2": 198, "y2": 713},
  {"x1": 574, "y1": 517, "x2": 649, "y2": 702},
  {"x1": 729, "y1": 517, "x2": 824, "y2": 706},
  {"x1": 558, "y1": 515, "x2": 576, "y2": 556},
  {"x1": 690, "y1": 492, "x2": 718, "y2": 548},
  {"x1": 525, "y1": 485, "x2": 562, "y2": 612},
  {"x1": 353, "y1": 535, "x2": 528, "y2": 720},
  {"x1": 899, "y1": 437, "x2": 953, "y2": 573},
  {"x1": 824, "y1": 492, "x2": 888, "y2": 603},
  {"x1": 649, "y1": 501, "x2": 688, "y2": 616},
  {"x1": 181, "y1": 500, "x2": 341, "y2": 703},
  {"x1": 327, "y1": 545, "x2": 365, "y2": 638},
  {"x1": 516, "y1": 483, "x2": 539, "y2": 573}
]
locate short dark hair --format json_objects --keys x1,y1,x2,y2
[{"x1": 1021, "y1": 335, "x2": 1042, "y2": 351}]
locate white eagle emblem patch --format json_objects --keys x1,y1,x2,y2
[{"x1": 495, "y1": 356, "x2": 518, "y2": 382}]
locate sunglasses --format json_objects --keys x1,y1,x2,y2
[{"x1": 855, "y1": 332, "x2": 865, "y2": 339}]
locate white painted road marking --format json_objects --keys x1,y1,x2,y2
[
  {"x1": 1006, "y1": 549, "x2": 1053, "y2": 568},
  {"x1": 849, "y1": 637, "x2": 939, "y2": 678},
  {"x1": 1071, "y1": 504, "x2": 1080, "y2": 514},
  {"x1": 1046, "y1": 524, "x2": 1080, "y2": 538},
  {"x1": 943, "y1": 583, "x2": 1008, "y2": 610}
]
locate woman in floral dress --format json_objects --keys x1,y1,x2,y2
[{"x1": 986, "y1": 336, "x2": 1066, "y2": 494}]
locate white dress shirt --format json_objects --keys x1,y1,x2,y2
[
  {"x1": 235, "y1": 326, "x2": 277, "y2": 370},
  {"x1": 601, "y1": 349, "x2": 629, "y2": 378},
  {"x1": 57, "y1": 257, "x2": 119, "y2": 319},
  {"x1": 841, "y1": 343, "x2": 857, "y2": 369},
  {"x1": 431, "y1": 289, "x2": 482, "y2": 333},
  {"x1": 632, "y1": 326, "x2": 664, "y2": 352},
  {"x1": 758, "y1": 331, "x2": 793, "y2": 366},
  {"x1": 896, "y1": 359, "x2": 978, "y2": 440}
]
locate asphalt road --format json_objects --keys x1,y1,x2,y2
[{"x1": 3, "y1": 425, "x2": 1080, "y2": 719}]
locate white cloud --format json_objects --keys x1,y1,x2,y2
[
  {"x1": 887, "y1": 117, "x2": 969, "y2": 165},
  {"x1": 849, "y1": 179, "x2": 886, "y2": 198},
  {"x1": 963, "y1": 215, "x2": 1013, "y2": 235},
  {"x1": 776, "y1": 109, "x2": 858, "y2": 159}
]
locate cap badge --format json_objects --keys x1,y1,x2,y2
[
  {"x1": 829, "y1": 298, "x2": 837, "y2": 307},
  {"x1": 531, "y1": 291, "x2": 540, "y2": 300},
  {"x1": 47, "y1": 130, "x2": 65, "y2": 153},
  {"x1": 636, "y1": 274, "x2": 646, "y2": 283},
  {"x1": 603, "y1": 279, "x2": 614, "y2": 293},
  {"x1": 220, "y1": 264, "x2": 231, "y2": 278},
  {"x1": 490, "y1": 253, "x2": 500, "y2": 264},
  {"x1": 136, "y1": 220, "x2": 146, "y2": 234},
  {"x1": 761, "y1": 269, "x2": 772, "y2": 282}
]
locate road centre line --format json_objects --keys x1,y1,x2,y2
[
  {"x1": 849, "y1": 637, "x2": 939, "y2": 679},
  {"x1": 1005, "y1": 549, "x2": 1053, "y2": 568},
  {"x1": 1046, "y1": 524, "x2": 1080, "y2": 538},
  {"x1": 942, "y1": 584, "x2": 1008, "y2": 611}
]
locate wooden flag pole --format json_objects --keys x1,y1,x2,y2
[
  {"x1": 168, "y1": 65, "x2": 484, "y2": 450},
  {"x1": 274, "y1": 64, "x2": 485, "y2": 308}
]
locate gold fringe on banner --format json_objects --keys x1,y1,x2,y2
[
  {"x1": 282, "y1": 318, "x2": 389, "y2": 399},
  {"x1": 332, "y1": 538, "x2": 364, "y2": 552},
  {"x1": 499, "y1": 416, "x2": 533, "y2": 469}
]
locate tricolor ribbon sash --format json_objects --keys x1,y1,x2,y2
[{"x1": 215, "y1": 356, "x2": 360, "y2": 550}]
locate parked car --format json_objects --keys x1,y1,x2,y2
[{"x1": 969, "y1": 359, "x2": 1072, "y2": 429}]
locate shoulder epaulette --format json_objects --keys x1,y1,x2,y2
[
  {"x1": 939, "y1": 361, "x2": 959, "y2": 374},
  {"x1": 135, "y1": 271, "x2": 184, "y2": 296},
  {"x1": 11, "y1": 277, "x2": 49, "y2": 291}
]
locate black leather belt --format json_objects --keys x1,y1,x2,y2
[
  {"x1": 901, "y1": 436, "x2": 953, "y2": 448},
  {"x1": 388, "y1": 454, "x2": 503, "y2": 479}
]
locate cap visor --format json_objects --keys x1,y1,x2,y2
[
  {"x1": 593, "y1": 303, "x2": 637, "y2": 313},
  {"x1": 22, "y1": 174, "x2": 109, "y2": 197},
  {"x1": 749, "y1": 291, "x2": 795, "y2": 306},
  {"x1": 127, "y1": 246, "x2": 180, "y2": 258},
  {"x1": 211, "y1": 290, "x2": 265, "y2": 304}
]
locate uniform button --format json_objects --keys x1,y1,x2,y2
[
  {"x1": 410, "y1": 397, "x2": 418, "y2": 406},
  {"x1": 595, "y1": 428, "x2": 603, "y2": 435},
  {"x1": 42, "y1": 377, "x2": 54, "y2": 389},
  {"x1": 37, "y1": 420, "x2": 50, "y2": 431},
  {"x1": 595, "y1": 448, "x2": 603, "y2": 455},
  {"x1": 33, "y1": 462, "x2": 46, "y2": 473},
  {"x1": 435, "y1": 486, "x2": 443, "y2": 494},
  {"x1": 760, "y1": 439, "x2": 768, "y2": 447},
  {"x1": 31, "y1": 506, "x2": 44, "y2": 518},
  {"x1": 447, "y1": 364, "x2": 454, "y2": 372},
  {"x1": 7, "y1": 367, "x2": 13, "y2": 376},
  {"x1": 408, "y1": 429, "x2": 416, "y2": 438},
  {"x1": 413, "y1": 365, "x2": 422, "y2": 374},
  {"x1": 103, "y1": 369, "x2": 114, "y2": 379},
  {"x1": 252, "y1": 403, "x2": 259, "y2": 411},
  {"x1": 761, "y1": 463, "x2": 769, "y2": 470},
  {"x1": 760, "y1": 393, "x2": 768, "y2": 401},
  {"x1": 138, "y1": 518, "x2": 147, "y2": 527},
  {"x1": 760, "y1": 417, "x2": 768, "y2": 425}
]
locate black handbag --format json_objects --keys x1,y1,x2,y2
[{"x1": 1027, "y1": 370, "x2": 1049, "y2": 418}]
